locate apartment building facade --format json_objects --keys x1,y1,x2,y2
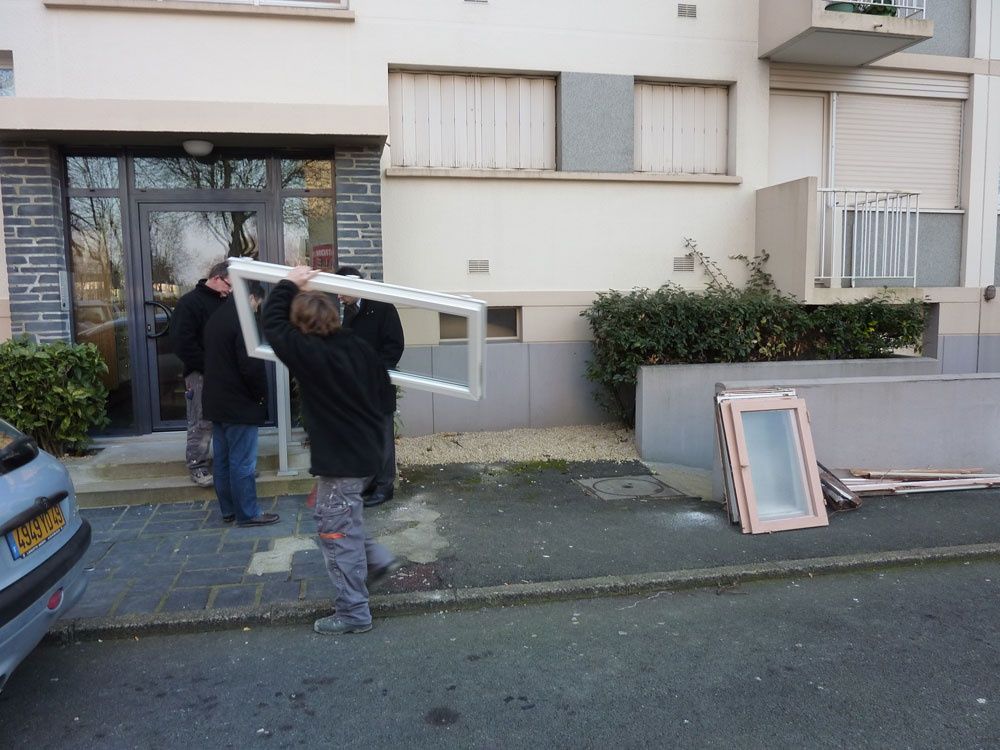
[{"x1": 0, "y1": 0, "x2": 998, "y2": 437}]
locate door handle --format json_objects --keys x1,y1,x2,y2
[{"x1": 144, "y1": 300, "x2": 173, "y2": 339}]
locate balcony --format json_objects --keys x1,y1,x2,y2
[
  {"x1": 756, "y1": 177, "x2": 923, "y2": 302},
  {"x1": 759, "y1": 1, "x2": 934, "y2": 67},
  {"x1": 816, "y1": 188, "x2": 920, "y2": 288}
]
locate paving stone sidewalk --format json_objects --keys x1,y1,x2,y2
[
  {"x1": 64, "y1": 460, "x2": 1000, "y2": 624},
  {"x1": 69, "y1": 497, "x2": 327, "y2": 619}
]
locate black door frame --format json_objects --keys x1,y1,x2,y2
[
  {"x1": 133, "y1": 200, "x2": 271, "y2": 431},
  {"x1": 64, "y1": 150, "x2": 332, "y2": 435}
]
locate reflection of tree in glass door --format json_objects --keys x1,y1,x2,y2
[{"x1": 146, "y1": 209, "x2": 261, "y2": 426}]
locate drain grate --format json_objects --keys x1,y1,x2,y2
[{"x1": 574, "y1": 475, "x2": 687, "y2": 501}]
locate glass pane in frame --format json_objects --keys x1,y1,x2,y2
[
  {"x1": 69, "y1": 196, "x2": 135, "y2": 430},
  {"x1": 281, "y1": 197, "x2": 335, "y2": 269},
  {"x1": 67, "y1": 157, "x2": 120, "y2": 190},
  {"x1": 133, "y1": 157, "x2": 267, "y2": 190},
  {"x1": 280, "y1": 159, "x2": 333, "y2": 190},
  {"x1": 146, "y1": 209, "x2": 261, "y2": 423},
  {"x1": 741, "y1": 409, "x2": 811, "y2": 521}
]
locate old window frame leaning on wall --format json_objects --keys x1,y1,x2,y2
[
  {"x1": 716, "y1": 392, "x2": 828, "y2": 535},
  {"x1": 226, "y1": 258, "x2": 488, "y2": 471}
]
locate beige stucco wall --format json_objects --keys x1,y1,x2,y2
[
  {"x1": 2, "y1": 0, "x2": 998, "y2": 348},
  {"x1": 0, "y1": 0, "x2": 768, "y2": 345},
  {"x1": 3, "y1": 1, "x2": 761, "y2": 103}
]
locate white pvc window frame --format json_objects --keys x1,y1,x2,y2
[
  {"x1": 227, "y1": 258, "x2": 486, "y2": 475},
  {"x1": 227, "y1": 258, "x2": 487, "y2": 400}
]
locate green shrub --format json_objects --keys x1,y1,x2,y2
[
  {"x1": 581, "y1": 266, "x2": 926, "y2": 425},
  {"x1": 0, "y1": 337, "x2": 110, "y2": 456}
]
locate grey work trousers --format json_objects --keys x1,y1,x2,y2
[
  {"x1": 314, "y1": 476, "x2": 395, "y2": 626},
  {"x1": 184, "y1": 372, "x2": 213, "y2": 472}
]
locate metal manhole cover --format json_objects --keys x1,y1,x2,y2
[{"x1": 574, "y1": 475, "x2": 686, "y2": 501}]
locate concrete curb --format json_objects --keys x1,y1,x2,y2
[{"x1": 45, "y1": 542, "x2": 1000, "y2": 643}]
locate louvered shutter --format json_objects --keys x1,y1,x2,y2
[
  {"x1": 634, "y1": 83, "x2": 729, "y2": 174},
  {"x1": 388, "y1": 72, "x2": 555, "y2": 169},
  {"x1": 834, "y1": 93, "x2": 963, "y2": 209}
]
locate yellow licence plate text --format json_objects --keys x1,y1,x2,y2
[{"x1": 7, "y1": 505, "x2": 66, "y2": 559}]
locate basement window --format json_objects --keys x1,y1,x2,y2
[
  {"x1": 0, "y1": 51, "x2": 13, "y2": 97},
  {"x1": 440, "y1": 307, "x2": 519, "y2": 342}
]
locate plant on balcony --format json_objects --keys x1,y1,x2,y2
[
  {"x1": 860, "y1": 1, "x2": 898, "y2": 16},
  {"x1": 825, "y1": 2, "x2": 859, "y2": 12},
  {"x1": 825, "y1": 1, "x2": 898, "y2": 15}
]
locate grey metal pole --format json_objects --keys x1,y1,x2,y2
[{"x1": 275, "y1": 362, "x2": 298, "y2": 477}]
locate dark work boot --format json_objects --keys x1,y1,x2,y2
[{"x1": 363, "y1": 484, "x2": 394, "y2": 508}]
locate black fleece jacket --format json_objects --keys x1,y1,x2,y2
[
  {"x1": 342, "y1": 298, "x2": 404, "y2": 411},
  {"x1": 262, "y1": 281, "x2": 393, "y2": 478},
  {"x1": 169, "y1": 280, "x2": 227, "y2": 376},
  {"x1": 202, "y1": 298, "x2": 268, "y2": 426}
]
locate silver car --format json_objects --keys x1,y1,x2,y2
[{"x1": 0, "y1": 418, "x2": 90, "y2": 691}]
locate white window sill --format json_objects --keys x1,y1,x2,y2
[
  {"x1": 43, "y1": 0, "x2": 355, "y2": 21},
  {"x1": 385, "y1": 167, "x2": 742, "y2": 185}
]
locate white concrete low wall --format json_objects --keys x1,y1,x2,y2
[
  {"x1": 636, "y1": 358, "x2": 941, "y2": 469},
  {"x1": 712, "y1": 374, "x2": 1000, "y2": 490}
]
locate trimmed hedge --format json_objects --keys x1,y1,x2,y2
[
  {"x1": 0, "y1": 337, "x2": 109, "y2": 456},
  {"x1": 581, "y1": 285, "x2": 927, "y2": 425}
]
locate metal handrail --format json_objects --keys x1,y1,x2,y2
[{"x1": 817, "y1": 187, "x2": 921, "y2": 287}]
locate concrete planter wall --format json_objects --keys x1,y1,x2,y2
[
  {"x1": 636, "y1": 357, "x2": 941, "y2": 469},
  {"x1": 712, "y1": 373, "x2": 1000, "y2": 479}
]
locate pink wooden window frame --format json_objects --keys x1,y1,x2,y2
[{"x1": 720, "y1": 397, "x2": 828, "y2": 534}]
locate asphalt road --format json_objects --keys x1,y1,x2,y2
[{"x1": 2, "y1": 561, "x2": 997, "y2": 750}]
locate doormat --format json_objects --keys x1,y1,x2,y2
[{"x1": 574, "y1": 475, "x2": 687, "y2": 501}]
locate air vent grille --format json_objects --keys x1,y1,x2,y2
[
  {"x1": 468, "y1": 259, "x2": 490, "y2": 274},
  {"x1": 673, "y1": 255, "x2": 695, "y2": 272},
  {"x1": 677, "y1": 3, "x2": 697, "y2": 19}
]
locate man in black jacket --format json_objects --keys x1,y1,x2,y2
[
  {"x1": 169, "y1": 260, "x2": 231, "y2": 488},
  {"x1": 203, "y1": 282, "x2": 278, "y2": 527},
  {"x1": 335, "y1": 266, "x2": 404, "y2": 507},
  {"x1": 262, "y1": 266, "x2": 399, "y2": 636}
]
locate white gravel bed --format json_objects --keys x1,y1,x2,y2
[{"x1": 396, "y1": 423, "x2": 638, "y2": 466}]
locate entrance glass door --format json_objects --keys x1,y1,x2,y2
[{"x1": 137, "y1": 203, "x2": 265, "y2": 429}]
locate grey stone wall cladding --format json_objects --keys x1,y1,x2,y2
[
  {"x1": 908, "y1": 0, "x2": 971, "y2": 57},
  {"x1": 848, "y1": 212, "x2": 961, "y2": 288},
  {"x1": 557, "y1": 72, "x2": 634, "y2": 173},
  {"x1": 0, "y1": 142, "x2": 70, "y2": 342},
  {"x1": 335, "y1": 146, "x2": 384, "y2": 280}
]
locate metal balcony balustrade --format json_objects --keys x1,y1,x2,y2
[
  {"x1": 823, "y1": 1, "x2": 926, "y2": 20},
  {"x1": 817, "y1": 188, "x2": 921, "y2": 287}
]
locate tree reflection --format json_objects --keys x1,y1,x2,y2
[
  {"x1": 134, "y1": 156, "x2": 267, "y2": 191},
  {"x1": 66, "y1": 157, "x2": 119, "y2": 190},
  {"x1": 68, "y1": 197, "x2": 124, "y2": 310},
  {"x1": 149, "y1": 211, "x2": 259, "y2": 291}
]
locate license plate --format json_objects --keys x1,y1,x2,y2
[{"x1": 6, "y1": 505, "x2": 66, "y2": 560}]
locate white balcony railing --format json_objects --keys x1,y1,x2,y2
[
  {"x1": 817, "y1": 188, "x2": 920, "y2": 287},
  {"x1": 822, "y1": 1, "x2": 927, "y2": 20}
]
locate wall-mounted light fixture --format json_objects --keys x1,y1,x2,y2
[{"x1": 182, "y1": 139, "x2": 214, "y2": 157}]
